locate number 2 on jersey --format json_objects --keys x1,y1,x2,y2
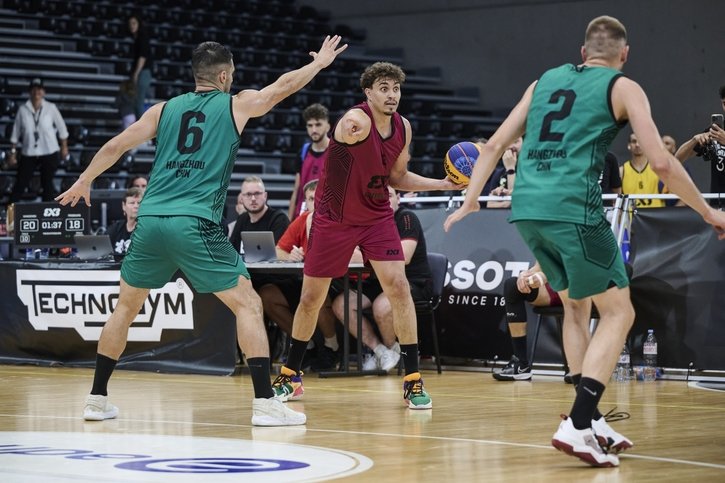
[{"x1": 539, "y1": 89, "x2": 576, "y2": 142}]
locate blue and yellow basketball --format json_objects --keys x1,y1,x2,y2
[{"x1": 443, "y1": 141, "x2": 480, "y2": 184}]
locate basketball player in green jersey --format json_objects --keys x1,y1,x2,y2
[
  {"x1": 445, "y1": 16, "x2": 725, "y2": 467},
  {"x1": 57, "y1": 35, "x2": 347, "y2": 426}
]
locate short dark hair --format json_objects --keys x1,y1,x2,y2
[
  {"x1": 584, "y1": 16, "x2": 627, "y2": 60},
  {"x1": 360, "y1": 62, "x2": 406, "y2": 90},
  {"x1": 191, "y1": 42, "x2": 233, "y2": 80},
  {"x1": 303, "y1": 179, "x2": 319, "y2": 194},
  {"x1": 719, "y1": 84, "x2": 725, "y2": 99},
  {"x1": 302, "y1": 103, "x2": 329, "y2": 122}
]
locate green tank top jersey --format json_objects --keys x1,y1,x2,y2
[
  {"x1": 510, "y1": 64, "x2": 626, "y2": 225},
  {"x1": 138, "y1": 90, "x2": 240, "y2": 223}
]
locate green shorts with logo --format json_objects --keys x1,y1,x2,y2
[
  {"x1": 514, "y1": 219, "x2": 628, "y2": 299},
  {"x1": 121, "y1": 215, "x2": 249, "y2": 293}
]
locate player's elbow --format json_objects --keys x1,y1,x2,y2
[{"x1": 649, "y1": 155, "x2": 675, "y2": 179}]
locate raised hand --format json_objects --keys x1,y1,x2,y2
[{"x1": 309, "y1": 35, "x2": 348, "y2": 69}]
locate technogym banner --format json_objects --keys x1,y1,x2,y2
[{"x1": 0, "y1": 262, "x2": 238, "y2": 375}]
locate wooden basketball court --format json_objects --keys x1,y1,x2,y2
[{"x1": 1, "y1": 365, "x2": 724, "y2": 481}]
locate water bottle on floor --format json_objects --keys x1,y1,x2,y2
[
  {"x1": 614, "y1": 343, "x2": 631, "y2": 382},
  {"x1": 642, "y1": 329, "x2": 658, "y2": 382}
]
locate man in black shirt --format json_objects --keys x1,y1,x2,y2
[
  {"x1": 107, "y1": 187, "x2": 143, "y2": 258},
  {"x1": 229, "y1": 176, "x2": 289, "y2": 256}
]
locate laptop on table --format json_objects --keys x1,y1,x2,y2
[
  {"x1": 74, "y1": 234, "x2": 115, "y2": 261},
  {"x1": 240, "y1": 231, "x2": 278, "y2": 263}
]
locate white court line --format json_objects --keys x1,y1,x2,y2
[{"x1": 3, "y1": 412, "x2": 725, "y2": 471}]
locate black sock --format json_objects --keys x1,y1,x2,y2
[
  {"x1": 400, "y1": 343, "x2": 419, "y2": 375},
  {"x1": 247, "y1": 357, "x2": 274, "y2": 399},
  {"x1": 571, "y1": 373, "x2": 603, "y2": 420},
  {"x1": 569, "y1": 377, "x2": 605, "y2": 430},
  {"x1": 91, "y1": 353, "x2": 117, "y2": 396},
  {"x1": 512, "y1": 336, "x2": 528, "y2": 365},
  {"x1": 285, "y1": 338, "x2": 309, "y2": 374}
]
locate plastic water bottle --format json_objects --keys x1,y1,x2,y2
[
  {"x1": 614, "y1": 344, "x2": 631, "y2": 382},
  {"x1": 642, "y1": 329, "x2": 658, "y2": 382}
]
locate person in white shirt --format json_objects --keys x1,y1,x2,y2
[{"x1": 9, "y1": 77, "x2": 69, "y2": 202}]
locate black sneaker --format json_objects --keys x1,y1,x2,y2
[
  {"x1": 493, "y1": 356, "x2": 532, "y2": 381},
  {"x1": 311, "y1": 346, "x2": 339, "y2": 372}
]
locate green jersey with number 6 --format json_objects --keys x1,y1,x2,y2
[
  {"x1": 138, "y1": 90, "x2": 240, "y2": 223},
  {"x1": 510, "y1": 64, "x2": 625, "y2": 226}
]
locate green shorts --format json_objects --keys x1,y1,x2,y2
[
  {"x1": 514, "y1": 219, "x2": 628, "y2": 299},
  {"x1": 121, "y1": 215, "x2": 249, "y2": 293}
]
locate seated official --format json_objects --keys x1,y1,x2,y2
[
  {"x1": 107, "y1": 187, "x2": 143, "y2": 258},
  {"x1": 258, "y1": 180, "x2": 340, "y2": 371},
  {"x1": 229, "y1": 176, "x2": 289, "y2": 291},
  {"x1": 331, "y1": 186, "x2": 432, "y2": 372}
]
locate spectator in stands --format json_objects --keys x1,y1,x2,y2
[
  {"x1": 126, "y1": 175, "x2": 147, "y2": 190},
  {"x1": 288, "y1": 103, "x2": 330, "y2": 220},
  {"x1": 259, "y1": 179, "x2": 341, "y2": 371},
  {"x1": 229, "y1": 176, "x2": 289, "y2": 256},
  {"x1": 660, "y1": 135, "x2": 687, "y2": 206},
  {"x1": 115, "y1": 79, "x2": 137, "y2": 130},
  {"x1": 331, "y1": 186, "x2": 432, "y2": 372},
  {"x1": 492, "y1": 261, "x2": 562, "y2": 381},
  {"x1": 487, "y1": 137, "x2": 522, "y2": 208},
  {"x1": 272, "y1": 62, "x2": 460, "y2": 409},
  {"x1": 107, "y1": 187, "x2": 143, "y2": 258},
  {"x1": 675, "y1": 86, "x2": 725, "y2": 207},
  {"x1": 9, "y1": 77, "x2": 69, "y2": 202},
  {"x1": 620, "y1": 132, "x2": 665, "y2": 208},
  {"x1": 662, "y1": 134, "x2": 677, "y2": 155},
  {"x1": 128, "y1": 15, "x2": 153, "y2": 119}
]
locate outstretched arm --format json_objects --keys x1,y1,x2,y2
[
  {"x1": 56, "y1": 103, "x2": 163, "y2": 207},
  {"x1": 615, "y1": 77, "x2": 725, "y2": 238},
  {"x1": 233, "y1": 35, "x2": 347, "y2": 124},
  {"x1": 389, "y1": 117, "x2": 464, "y2": 192},
  {"x1": 444, "y1": 81, "x2": 535, "y2": 232}
]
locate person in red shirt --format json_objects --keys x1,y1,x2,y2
[{"x1": 288, "y1": 104, "x2": 330, "y2": 220}]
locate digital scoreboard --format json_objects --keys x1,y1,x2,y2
[{"x1": 13, "y1": 202, "x2": 89, "y2": 248}]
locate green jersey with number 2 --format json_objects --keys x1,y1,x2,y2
[
  {"x1": 510, "y1": 64, "x2": 625, "y2": 226},
  {"x1": 138, "y1": 90, "x2": 240, "y2": 223}
]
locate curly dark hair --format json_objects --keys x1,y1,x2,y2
[
  {"x1": 302, "y1": 103, "x2": 329, "y2": 122},
  {"x1": 359, "y1": 62, "x2": 406, "y2": 90}
]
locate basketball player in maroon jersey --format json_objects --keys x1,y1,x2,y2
[{"x1": 271, "y1": 62, "x2": 461, "y2": 409}]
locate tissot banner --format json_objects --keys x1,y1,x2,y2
[
  {"x1": 0, "y1": 262, "x2": 237, "y2": 375},
  {"x1": 415, "y1": 208, "x2": 553, "y2": 362}
]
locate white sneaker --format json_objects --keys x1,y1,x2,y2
[
  {"x1": 252, "y1": 398, "x2": 306, "y2": 426},
  {"x1": 362, "y1": 353, "x2": 379, "y2": 371},
  {"x1": 83, "y1": 394, "x2": 119, "y2": 421},
  {"x1": 592, "y1": 417, "x2": 634, "y2": 453},
  {"x1": 379, "y1": 347, "x2": 401, "y2": 372},
  {"x1": 551, "y1": 416, "x2": 619, "y2": 467}
]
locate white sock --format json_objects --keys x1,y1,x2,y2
[
  {"x1": 373, "y1": 344, "x2": 387, "y2": 357},
  {"x1": 324, "y1": 336, "x2": 339, "y2": 352}
]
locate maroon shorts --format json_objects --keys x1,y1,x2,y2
[
  {"x1": 304, "y1": 213, "x2": 404, "y2": 278},
  {"x1": 544, "y1": 283, "x2": 562, "y2": 306}
]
